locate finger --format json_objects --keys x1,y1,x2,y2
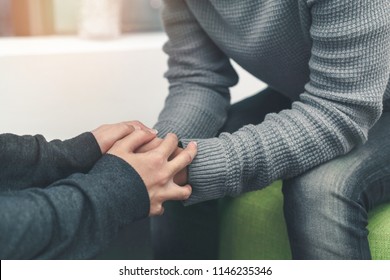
[
  {"x1": 125, "y1": 121, "x2": 158, "y2": 134},
  {"x1": 150, "y1": 204, "x2": 165, "y2": 216},
  {"x1": 135, "y1": 137, "x2": 163, "y2": 153},
  {"x1": 155, "y1": 133, "x2": 179, "y2": 158},
  {"x1": 159, "y1": 184, "x2": 192, "y2": 202},
  {"x1": 91, "y1": 124, "x2": 136, "y2": 154},
  {"x1": 168, "y1": 141, "x2": 197, "y2": 174},
  {"x1": 114, "y1": 123, "x2": 136, "y2": 139},
  {"x1": 125, "y1": 120, "x2": 148, "y2": 130},
  {"x1": 168, "y1": 146, "x2": 181, "y2": 161},
  {"x1": 117, "y1": 130, "x2": 157, "y2": 152}
]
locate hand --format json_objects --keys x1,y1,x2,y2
[
  {"x1": 108, "y1": 132, "x2": 197, "y2": 216},
  {"x1": 136, "y1": 137, "x2": 189, "y2": 186},
  {"x1": 135, "y1": 137, "x2": 163, "y2": 153},
  {"x1": 92, "y1": 121, "x2": 156, "y2": 154}
]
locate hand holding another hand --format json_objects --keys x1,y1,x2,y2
[
  {"x1": 107, "y1": 131, "x2": 197, "y2": 216},
  {"x1": 92, "y1": 121, "x2": 156, "y2": 154},
  {"x1": 136, "y1": 137, "x2": 189, "y2": 186}
]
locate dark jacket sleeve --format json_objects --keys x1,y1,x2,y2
[
  {"x1": 0, "y1": 132, "x2": 102, "y2": 191},
  {"x1": 0, "y1": 154, "x2": 150, "y2": 260}
]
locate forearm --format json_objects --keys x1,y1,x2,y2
[
  {"x1": 0, "y1": 154, "x2": 149, "y2": 259},
  {"x1": 0, "y1": 132, "x2": 101, "y2": 191},
  {"x1": 180, "y1": 0, "x2": 390, "y2": 205},
  {"x1": 180, "y1": 105, "x2": 379, "y2": 205},
  {"x1": 155, "y1": 86, "x2": 231, "y2": 139},
  {"x1": 155, "y1": 0, "x2": 238, "y2": 139}
]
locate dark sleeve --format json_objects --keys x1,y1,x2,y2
[
  {"x1": 0, "y1": 154, "x2": 150, "y2": 260},
  {"x1": 0, "y1": 132, "x2": 102, "y2": 191}
]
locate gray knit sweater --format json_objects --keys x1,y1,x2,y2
[{"x1": 154, "y1": 0, "x2": 390, "y2": 205}]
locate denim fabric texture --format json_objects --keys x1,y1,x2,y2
[{"x1": 283, "y1": 112, "x2": 390, "y2": 259}]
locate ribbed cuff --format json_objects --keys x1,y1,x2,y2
[
  {"x1": 180, "y1": 137, "x2": 228, "y2": 205},
  {"x1": 219, "y1": 125, "x2": 269, "y2": 195}
]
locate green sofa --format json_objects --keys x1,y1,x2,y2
[{"x1": 219, "y1": 181, "x2": 390, "y2": 260}]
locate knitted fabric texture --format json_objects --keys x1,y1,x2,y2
[{"x1": 154, "y1": 0, "x2": 390, "y2": 205}]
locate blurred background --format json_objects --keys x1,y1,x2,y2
[{"x1": 0, "y1": 0, "x2": 163, "y2": 37}]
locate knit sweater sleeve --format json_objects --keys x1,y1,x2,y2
[
  {"x1": 0, "y1": 133, "x2": 101, "y2": 191},
  {"x1": 180, "y1": 0, "x2": 390, "y2": 204},
  {"x1": 0, "y1": 154, "x2": 150, "y2": 259},
  {"x1": 154, "y1": 0, "x2": 238, "y2": 139}
]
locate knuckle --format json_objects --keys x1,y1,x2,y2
[
  {"x1": 128, "y1": 121, "x2": 142, "y2": 131},
  {"x1": 154, "y1": 191, "x2": 165, "y2": 202},
  {"x1": 184, "y1": 190, "x2": 191, "y2": 200},
  {"x1": 158, "y1": 171, "x2": 171, "y2": 185},
  {"x1": 119, "y1": 122, "x2": 130, "y2": 131},
  {"x1": 181, "y1": 193, "x2": 190, "y2": 200},
  {"x1": 167, "y1": 133, "x2": 178, "y2": 142},
  {"x1": 131, "y1": 120, "x2": 142, "y2": 126},
  {"x1": 152, "y1": 204, "x2": 164, "y2": 216},
  {"x1": 130, "y1": 120, "x2": 145, "y2": 129},
  {"x1": 183, "y1": 152, "x2": 193, "y2": 164}
]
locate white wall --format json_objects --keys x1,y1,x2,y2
[
  {"x1": 0, "y1": 33, "x2": 265, "y2": 140},
  {"x1": 52, "y1": 0, "x2": 80, "y2": 34}
]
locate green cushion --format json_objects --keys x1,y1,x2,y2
[
  {"x1": 367, "y1": 203, "x2": 390, "y2": 260},
  {"x1": 219, "y1": 181, "x2": 291, "y2": 259},
  {"x1": 219, "y1": 181, "x2": 390, "y2": 260}
]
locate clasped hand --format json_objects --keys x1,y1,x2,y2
[{"x1": 92, "y1": 121, "x2": 196, "y2": 216}]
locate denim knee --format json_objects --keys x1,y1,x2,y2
[
  {"x1": 281, "y1": 113, "x2": 390, "y2": 259},
  {"x1": 284, "y1": 112, "x2": 390, "y2": 210},
  {"x1": 282, "y1": 158, "x2": 373, "y2": 259},
  {"x1": 281, "y1": 156, "x2": 376, "y2": 246},
  {"x1": 282, "y1": 154, "x2": 371, "y2": 211}
]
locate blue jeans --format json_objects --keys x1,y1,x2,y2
[
  {"x1": 283, "y1": 111, "x2": 390, "y2": 259},
  {"x1": 151, "y1": 87, "x2": 390, "y2": 259}
]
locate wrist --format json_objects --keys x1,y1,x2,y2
[{"x1": 180, "y1": 138, "x2": 228, "y2": 205}]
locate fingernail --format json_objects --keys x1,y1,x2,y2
[
  {"x1": 133, "y1": 125, "x2": 141, "y2": 130},
  {"x1": 150, "y1": 129, "x2": 158, "y2": 134},
  {"x1": 190, "y1": 141, "x2": 197, "y2": 147}
]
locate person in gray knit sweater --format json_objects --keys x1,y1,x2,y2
[
  {"x1": 0, "y1": 121, "x2": 197, "y2": 259},
  {"x1": 150, "y1": 0, "x2": 390, "y2": 259}
]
